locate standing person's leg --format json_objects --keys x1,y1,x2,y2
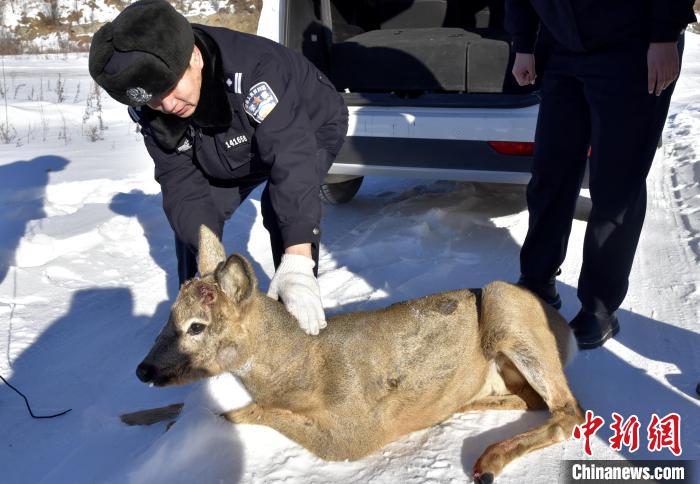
[
  {"x1": 519, "y1": 60, "x2": 591, "y2": 305},
  {"x1": 573, "y1": 38, "x2": 682, "y2": 346}
]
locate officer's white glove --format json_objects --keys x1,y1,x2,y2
[{"x1": 267, "y1": 254, "x2": 327, "y2": 335}]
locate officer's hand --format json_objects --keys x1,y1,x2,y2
[
  {"x1": 267, "y1": 254, "x2": 327, "y2": 335},
  {"x1": 512, "y1": 53, "x2": 537, "y2": 86},
  {"x1": 648, "y1": 42, "x2": 680, "y2": 97}
]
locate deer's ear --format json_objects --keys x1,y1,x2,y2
[
  {"x1": 198, "y1": 225, "x2": 225, "y2": 275},
  {"x1": 215, "y1": 254, "x2": 257, "y2": 304}
]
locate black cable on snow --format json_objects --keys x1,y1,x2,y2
[{"x1": 0, "y1": 373, "x2": 72, "y2": 419}]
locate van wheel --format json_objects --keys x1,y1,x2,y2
[{"x1": 319, "y1": 177, "x2": 363, "y2": 204}]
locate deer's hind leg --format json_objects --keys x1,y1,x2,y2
[
  {"x1": 471, "y1": 350, "x2": 583, "y2": 482},
  {"x1": 472, "y1": 284, "x2": 584, "y2": 483},
  {"x1": 458, "y1": 356, "x2": 547, "y2": 413}
]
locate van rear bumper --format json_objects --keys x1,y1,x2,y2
[
  {"x1": 330, "y1": 104, "x2": 539, "y2": 183},
  {"x1": 330, "y1": 136, "x2": 533, "y2": 184},
  {"x1": 342, "y1": 92, "x2": 540, "y2": 109}
]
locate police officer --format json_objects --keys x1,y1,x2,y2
[
  {"x1": 506, "y1": 0, "x2": 696, "y2": 348},
  {"x1": 88, "y1": 0, "x2": 348, "y2": 335}
]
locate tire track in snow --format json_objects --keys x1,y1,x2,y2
[
  {"x1": 661, "y1": 103, "x2": 700, "y2": 314},
  {"x1": 665, "y1": 104, "x2": 700, "y2": 267}
]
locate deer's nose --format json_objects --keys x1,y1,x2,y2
[{"x1": 136, "y1": 362, "x2": 156, "y2": 383}]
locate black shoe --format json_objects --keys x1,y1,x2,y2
[
  {"x1": 517, "y1": 271, "x2": 562, "y2": 309},
  {"x1": 569, "y1": 309, "x2": 620, "y2": 349}
]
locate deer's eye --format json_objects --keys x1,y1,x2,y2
[{"x1": 187, "y1": 322, "x2": 207, "y2": 335}]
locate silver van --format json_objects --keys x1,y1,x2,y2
[{"x1": 257, "y1": 0, "x2": 540, "y2": 203}]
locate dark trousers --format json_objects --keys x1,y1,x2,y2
[
  {"x1": 175, "y1": 161, "x2": 327, "y2": 285},
  {"x1": 520, "y1": 36, "x2": 683, "y2": 315},
  {"x1": 175, "y1": 172, "x2": 269, "y2": 284}
]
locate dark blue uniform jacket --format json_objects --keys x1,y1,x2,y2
[
  {"x1": 130, "y1": 25, "x2": 348, "y2": 251},
  {"x1": 505, "y1": 0, "x2": 697, "y2": 53}
]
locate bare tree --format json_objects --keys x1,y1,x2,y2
[
  {"x1": 58, "y1": 114, "x2": 70, "y2": 145},
  {"x1": 48, "y1": 0, "x2": 60, "y2": 24},
  {"x1": 40, "y1": 104, "x2": 49, "y2": 142},
  {"x1": 0, "y1": 54, "x2": 14, "y2": 143},
  {"x1": 55, "y1": 73, "x2": 66, "y2": 103},
  {"x1": 82, "y1": 81, "x2": 105, "y2": 141}
]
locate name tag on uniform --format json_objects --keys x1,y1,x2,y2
[
  {"x1": 224, "y1": 134, "x2": 249, "y2": 150},
  {"x1": 244, "y1": 82, "x2": 278, "y2": 123}
]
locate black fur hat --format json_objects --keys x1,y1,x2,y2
[{"x1": 88, "y1": 0, "x2": 194, "y2": 106}]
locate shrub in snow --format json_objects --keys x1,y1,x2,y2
[{"x1": 82, "y1": 81, "x2": 105, "y2": 142}]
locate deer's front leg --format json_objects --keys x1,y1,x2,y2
[
  {"x1": 221, "y1": 403, "x2": 316, "y2": 432},
  {"x1": 220, "y1": 403, "x2": 270, "y2": 424},
  {"x1": 220, "y1": 404, "x2": 358, "y2": 461}
]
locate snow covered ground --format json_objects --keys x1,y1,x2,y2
[{"x1": 0, "y1": 33, "x2": 699, "y2": 484}]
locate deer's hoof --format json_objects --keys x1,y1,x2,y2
[{"x1": 474, "y1": 472, "x2": 494, "y2": 484}]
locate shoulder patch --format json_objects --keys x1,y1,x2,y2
[
  {"x1": 244, "y1": 82, "x2": 278, "y2": 123},
  {"x1": 225, "y1": 72, "x2": 243, "y2": 94}
]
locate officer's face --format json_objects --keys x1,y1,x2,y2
[{"x1": 147, "y1": 46, "x2": 203, "y2": 118}]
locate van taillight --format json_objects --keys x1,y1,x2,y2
[{"x1": 487, "y1": 141, "x2": 534, "y2": 156}]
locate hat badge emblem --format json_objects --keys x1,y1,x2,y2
[{"x1": 126, "y1": 87, "x2": 152, "y2": 105}]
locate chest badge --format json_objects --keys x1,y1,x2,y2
[{"x1": 176, "y1": 138, "x2": 192, "y2": 153}]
